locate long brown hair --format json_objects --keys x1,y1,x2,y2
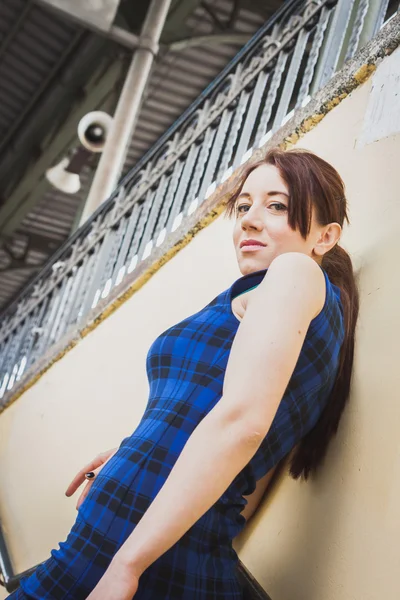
[{"x1": 225, "y1": 148, "x2": 359, "y2": 480}]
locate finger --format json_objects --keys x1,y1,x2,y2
[
  {"x1": 76, "y1": 481, "x2": 92, "y2": 510},
  {"x1": 65, "y1": 449, "x2": 117, "y2": 497},
  {"x1": 75, "y1": 466, "x2": 102, "y2": 510},
  {"x1": 65, "y1": 457, "x2": 104, "y2": 497},
  {"x1": 84, "y1": 465, "x2": 103, "y2": 482}
]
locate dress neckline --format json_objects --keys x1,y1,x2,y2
[
  {"x1": 227, "y1": 268, "x2": 269, "y2": 321},
  {"x1": 230, "y1": 268, "x2": 268, "y2": 298},
  {"x1": 226, "y1": 264, "x2": 338, "y2": 323}
]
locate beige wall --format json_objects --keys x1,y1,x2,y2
[{"x1": 1, "y1": 47, "x2": 400, "y2": 599}]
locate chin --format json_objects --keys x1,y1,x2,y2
[{"x1": 237, "y1": 255, "x2": 267, "y2": 274}]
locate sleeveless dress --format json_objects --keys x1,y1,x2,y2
[{"x1": 10, "y1": 266, "x2": 345, "y2": 600}]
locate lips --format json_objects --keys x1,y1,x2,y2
[{"x1": 240, "y1": 239, "x2": 266, "y2": 248}]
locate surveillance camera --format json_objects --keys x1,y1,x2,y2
[
  {"x1": 46, "y1": 111, "x2": 113, "y2": 194},
  {"x1": 78, "y1": 111, "x2": 113, "y2": 153}
]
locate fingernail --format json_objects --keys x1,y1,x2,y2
[{"x1": 85, "y1": 472, "x2": 95, "y2": 479}]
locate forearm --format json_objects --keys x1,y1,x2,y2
[{"x1": 116, "y1": 402, "x2": 262, "y2": 576}]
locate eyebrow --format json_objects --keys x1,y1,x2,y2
[{"x1": 237, "y1": 190, "x2": 289, "y2": 200}]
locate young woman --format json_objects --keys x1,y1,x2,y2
[{"x1": 9, "y1": 148, "x2": 358, "y2": 599}]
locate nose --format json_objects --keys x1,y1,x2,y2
[{"x1": 240, "y1": 204, "x2": 264, "y2": 232}]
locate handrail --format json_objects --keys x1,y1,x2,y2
[{"x1": 0, "y1": 521, "x2": 39, "y2": 593}]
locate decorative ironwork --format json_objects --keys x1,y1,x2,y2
[
  {"x1": 0, "y1": 0, "x2": 396, "y2": 404},
  {"x1": 344, "y1": 0, "x2": 370, "y2": 62}
]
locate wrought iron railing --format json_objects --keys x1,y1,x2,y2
[{"x1": 0, "y1": 0, "x2": 397, "y2": 404}]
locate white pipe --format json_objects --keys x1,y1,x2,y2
[{"x1": 79, "y1": 0, "x2": 172, "y2": 225}]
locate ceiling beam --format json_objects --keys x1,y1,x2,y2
[
  {"x1": 167, "y1": 31, "x2": 252, "y2": 52},
  {"x1": 0, "y1": 261, "x2": 41, "y2": 273},
  {"x1": 0, "y1": 35, "x2": 108, "y2": 193},
  {"x1": 0, "y1": 58, "x2": 125, "y2": 244},
  {"x1": 0, "y1": 231, "x2": 65, "y2": 272},
  {"x1": 36, "y1": 0, "x2": 140, "y2": 49},
  {"x1": 0, "y1": 232, "x2": 57, "y2": 273},
  {"x1": 36, "y1": 0, "x2": 121, "y2": 33},
  {"x1": 0, "y1": 31, "x2": 85, "y2": 163},
  {"x1": 0, "y1": 1, "x2": 33, "y2": 64}
]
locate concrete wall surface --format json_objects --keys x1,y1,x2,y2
[{"x1": 1, "y1": 46, "x2": 400, "y2": 599}]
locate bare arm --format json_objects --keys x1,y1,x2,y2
[{"x1": 88, "y1": 253, "x2": 326, "y2": 595}]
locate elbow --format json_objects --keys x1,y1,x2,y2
[
  {"x1": 213, "y1": 395, "x2": 267, "y2": 448},
  {"x1": 217, "y1": 408, "x2": 265, "y2": 449},
  {"x1": 242, "y1": 428, "x2": 264, "y2": 450}
]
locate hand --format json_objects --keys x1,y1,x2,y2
[
  {"x1": 65, "y1": 448, "x2": 117, "y2": 509},
  {"x1": 86, "y1": 557, "x2": 140, "y2": 600}
]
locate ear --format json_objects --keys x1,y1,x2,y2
[{"x1": 312, "y1": 222, "x2": 342, "y2": 258}]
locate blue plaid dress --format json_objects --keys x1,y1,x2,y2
[{"x1": 10, "y1": 266, "x2": 344, "y2": 600}]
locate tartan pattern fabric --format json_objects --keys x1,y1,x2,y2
[{"x1": 10, "y1": 266, "x2": 344, "y2": 600}]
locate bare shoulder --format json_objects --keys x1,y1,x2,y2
[
  {"x1": 268, "y1": 251, "x2": 324, "y2": 279},
  {"x1": 247, "y1": 253, "x2": 326, "y2": 321}
]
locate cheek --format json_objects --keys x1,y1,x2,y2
[
  {"x1": 267, "y1": 220, "x2": 292, "y2": 240},
  {"x1": 283, "y1": 230, "x2": 308, "y2": 250},
  {"x1": 269, "y1": 223, "x2": 304, "y2": 249},
  {"x1": 232, "y1": 221, "x2": 241, "y2": 245}
]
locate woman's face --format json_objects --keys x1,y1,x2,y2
[{"x1": 232, "y1": 163, "x2": 323, "y2": 275}]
